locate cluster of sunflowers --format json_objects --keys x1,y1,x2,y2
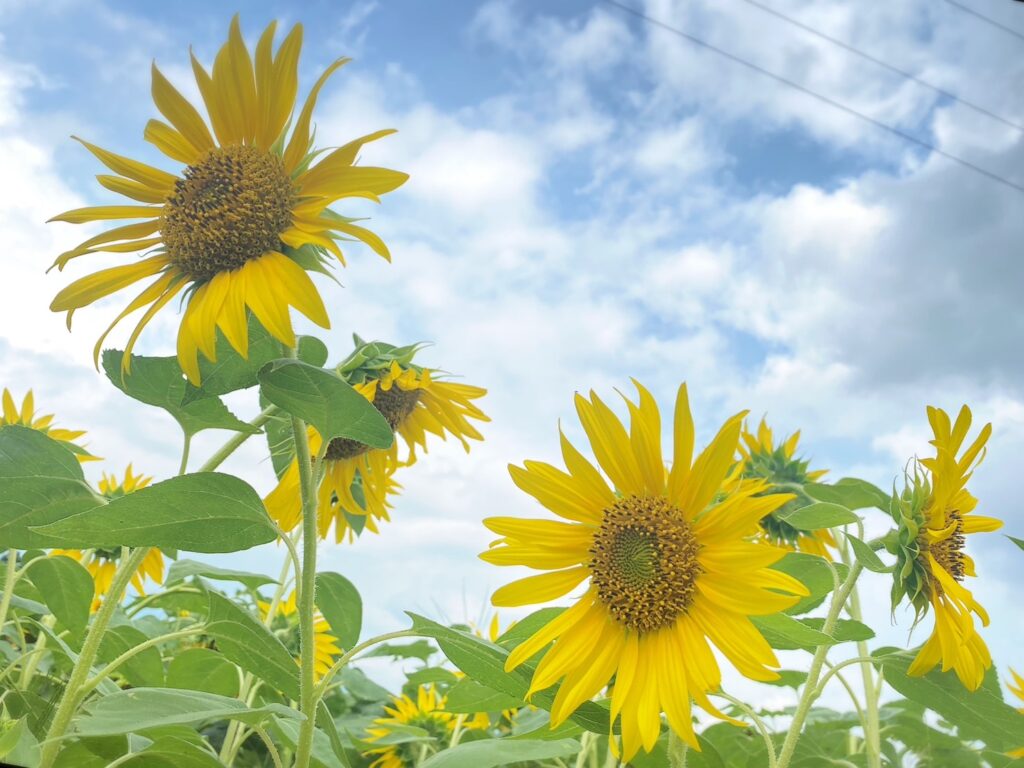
[{"x1": 1, "y1": 14, "x2": 1023, "y2": 768}]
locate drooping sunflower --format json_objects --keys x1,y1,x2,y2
[
  {"x1": 739, "y1": 417, "x2": 835, "y2": 558},
  {"x1": 364, "y1": 685, "x2": 488, "y2": 768},
  {"x1": 480, "y1": 381, "x2": 809, "y2": 760},
  {"x1": 1, "y1": 388, "x2": 97, "y2": 461},
  {"x1": 890, "y1": 405, "x2": 1000, "y2": 690},
  {"x1": 258, "y1": 590, "x2": 342, "y2": 681},
  {"x1": 48, "y1": 16, "x2": 407, "y2": 384},
  {"x1": 265, "y1": 340, "x2": 488, "y2": 542},
  {"x1": 52, "y1": 465, "x2": 164, "y2": 612}
]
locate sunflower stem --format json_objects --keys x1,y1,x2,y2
[
  {"x1": 667, "y1": 729, "x2": 689, "y2": 767},
  {"x1": 775, "y1": 560, "x2": 864, "y2": 768},
  {"x1": 80, "y1": 625, "x2": 205, "y2": 696},
  {"x1": 0, "y1": 549, "x2": 18, "y2": 633},
  {"x1": 38, "y1": 546, "x2": 151, "y2": 768},
  {"x1": 197, "y1": 404, "x2": 278, "y2": 473},
  {"x1": 845, "y1": 574, "x2": 882, "y2": 768},
  {"x1": 179, "y1": 433, "x2": 192, "y2": 475}
]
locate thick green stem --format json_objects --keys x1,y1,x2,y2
[
  {"x1": 847, "y1": 582, "x2": 882, "y2": 768},
  {"x1": 81, "y1": 626, "x2": 204, "y2": 696},
  {"x1": 775, "y1": 561, "x2": 864, "y2": 768},
  {"x1": 0, "y1": 549, "x2": 17, "y2": 633},
  {"x1": 197, "y1": 405, "x2": 278, "y2": 473},
  {"x1": 38, "y1": 546, "x2": 151, "y2": 768},
  {"x1": 178, "y1": 434, "x2": 192, "y2": 475},
  {"x1": 668, "y1": 729, "x2": 688, "y2": 767}
]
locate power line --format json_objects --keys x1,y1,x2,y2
[
  {"x1": 942, "y1": 0, "x2": 1024, "y2": 44},
  {"x1": 734, "y1": 0, "x2": 1024, "y2": 134},
  {"x1": 602, "y1": 0, "x2": 1024, "y2": 197}
]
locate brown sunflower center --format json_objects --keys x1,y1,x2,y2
[
  {"x1": 589, "y1": 495, "x2": 702, "y2": 633},
  {"x1": 923, "y1": 509, "x2": 966, "y2": 584},
  {"x1": 324, "y1": 385, "x2": 421, "y2": 461},
  {"x1": 163, "y1": 144, "x2": 295, "y2": 282}
]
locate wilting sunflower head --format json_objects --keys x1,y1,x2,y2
[
  {"x1": 48, "y1": 16, "x2": 408, "y2": 384},
  {"x1": 258, "y1": 590, "x2": 343, "y2": 681},
  {"x1": 1, "y1": 388, "x2": 97, "y2": 461},
  {"x1": 481, "y1": 381, "x2": 809, "y2": 760}
]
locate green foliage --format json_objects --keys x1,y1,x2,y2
[
  {"x1": 417, "y1": 738, "x2": 581, "y2": 767},
  {"x1": 771, "y1": 552, "x2": 849, "y2": 615},
  {"x1": 776, "y1": 501, "x2": 859, "y2": 530},
  {"x1": 165, "y1": 559, "x2": 276, "y2": 591},
  {"x1": 25, "y1": 556, "x2": 93, "y2": 641},
  {"x1": 805, "y1": 477, "x2": 890, "y2": 510},
  {"x1": 314, "y1": 572, "x2": 362, "y2": 651}
]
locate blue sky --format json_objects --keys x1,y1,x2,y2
[{"x1": 2, "y1": 0, "x2": 1024, "y2": 705}]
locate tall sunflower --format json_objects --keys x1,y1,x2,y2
[
  {"x1": 265, "y1": 341, "x2": 488, "y2": 542},
  {"x1": 258, "y1": 590, "x2": 342, "y2": 681},
  {"x1": 480, "y1": 381, "x2": 808, "y2": 760},
  {"x1": 890, "y1": 405, "x2": 1000, "y2": 690},
  {"x1": 48, "y1": 16, "x2": 407, "y2": 384},
  {"x1": 52, "y1": 465, "x2": 164, "y2": 612},
  {"x1": 739, "y1": 417, "x2": 835, "y2": 558},
  {"x1": 1, "y1": 388, "x2": 97, "y2": 461}
]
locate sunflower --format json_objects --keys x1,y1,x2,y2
[
  {"x1": 1, "y1": 388, "x2": 97, "y2": 461},
  {"x1": 48, "y1": 16, "x2": 407, "y2": 384},
  {"x1": 890, "y1": 406, "x2": 1001, "y2": 691},
  {"x1": 480, "y1": 381, "x2": 809, "y2": 760},
  {"x1": 52, "y1": 465, "x2": 164, "y2": 612},
  {"x1": 364, "y1": 685, "x2": 488, "y2": 768},
  {"x1": 265, "y1": 341, "x2": 488, "y2": 542},
  {"x1": 258, "y1": 590, "x2": 342, "y2": 681},
  {"x1": 739, "y1": 417, "x2": 835, "y2": 558}
]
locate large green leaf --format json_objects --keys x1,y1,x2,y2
[
  {"x1": 166, "y1": 647, "x2": 240, "y2": 698},
  {"x1": 32, "y1": 472, "x2": 276, "y2": 553},
  {"x1": 258, "y1": 359, "x2": 393, "y2": 447},
  {"x1": 98, "y1": 625, "x2": 165, "y2": 688},
  {"x1": 315, "y1": 571, "x2": 362, "y2": 650},
  {"x1": 847, "y1": 534, "x2": 890, "y2": 573},
  {"x1": 419, "y1": 738, "x2": 580, "y2": 768},
  {"x1": 751, "y1": 613, "x2": 834, "y2": 651},
  {"x1": 445, "y1": 679, "x2": 524, "y2": 714},
  {"x1": 116, "y1": 736, "x2": 227, "y2": 767},
  {"x1": 804, "y1": 477, "x2": 889, "y2": 511},
  {"x1": 0, "y1": 425, "x2": 100, "y2": 548},
  {"x1": 204, "y1": 592, "x2": 300, "y2": 700},
  {"x1": 102, "y1": 350, "x2": 259, "y2": 438},
  {"x1": 72, "y1": 688, "x2": 299, "y2": 736},
  {"x1": 772, "y1": 553, "x2": 848, "y2": 615},
  {"x1": 26, "y1": 555, "x2": 94, "y2": 640},
  {"x1": 776, "y1": 502, "x2": 858, "y2": 530},
  {"x1": 165, "y1": 559, "x2": 276, "y2": 591}
]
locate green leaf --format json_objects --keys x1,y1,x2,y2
[
  {"x1": 102, "y1": 350, "x2": 259, "y2": 438},
  {"x1": 117, "y1": 736, "x2": 227, "y2": 767},
  {"x1": 445, "y1": 679, "x2": 525, "y2": 714},
  {"x1": 273, "y1": 717, "x2": 346, "y2": 768},
  {"x1": 419, "y1": 738, "x2": 580, "y2": 768},
  {"x1": 166, "y1": 647, "x2": 240, "y2": 698},
  {"x1": 0, "y1": 719, "x2": 26, "y2": 759},
  {"x1": 751, "y1": 613, "x2": 834, "y2": 651},
  {"x1": 338, "y1": 667, "x2": 391, "y2": 702},
  {"x1": 364, "y1": 639, "x2": 435, "y2": 661},
  {"x1": 32, "y1": 472, "x2": 276, "y2": 553},
  {"x1": 494, "y1": 608, "x2": 563, "y2": 649},
  {"x1": 761, "y1": 670, "x2": 809, "y2": 689},
  {"x1": 404, "y1": 667, "x2": 459, "y2": 693},
  {"x1": 873, "y1": 648, "x2": 1024, "y2": 751},
  {"x1": 776, "y1": 502, "x2": 858, "y2": 530},
  {"x1": 848, "y1": 535, "x2": 890, "y2": 573},
  {"x1": 165, "y1": 559, "x2": 276, "y2": 591},
  {"x1": 26, "y1": 555, "x2": 93, "y2": 640},
  {"x1": 73, "y1": 688, "x2": 300, "y2": 736},
  {"x1": 204, "y1": 591, "x2": 300, "y2": 700},
  {"x1": 772, "y1": 553, "x2": 848, "y2": 615},
  {"x1": 258, "y1": 359, "x2": 393, "y2": 447},
  {"x1": 0, "y1": 425, "x2": 100, "y2": 548},
  {"x1": 1006, "y1": 535, "x2": 1024, "y2": 553},
  {"x1": 801, "y1": 618, "x2": 874, "y2": 643},
  {"x1": 98, "y1": 625, "x2": 165, "y2": 688},
  {"x1": 805, "y1": 477, "x2": 889, "y2": 511},
  {"x1": 314, "y1": 572, "x2": 362, "y2": 651}
]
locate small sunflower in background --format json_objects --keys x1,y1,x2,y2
[
  {"x1": 52, "y1": 466, "x2": 164, "y2": 612},
  {"x1": 265, "y1": 339, "x2": 488, "y2": 543},
  {"x1": 364, "y1": 685, "x2": 488, "y2": 768},
  {"x1": 1, "y1": 388, "x2": 97, "y2": 461},
  {"x1": 481, "y1": 381, "x2": 808, "y2": 761},
  {"x1": 48, "y1": 16, "x2": 407, "y2": 384},
  {"x1": 889, "y1": 405, "x2": 1001, "y2": 690},
  {"x1": 258, "y1": 591, "x2": 342, "y2": 681},
  {"x1": 739, "y1": 417, "x2": 835, "y2": 558}
]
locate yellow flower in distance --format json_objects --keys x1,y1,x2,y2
[
  {"x1": 52, "y1": 465, "x2": 164, "y2": 612},
  {"x1": 49, "y1": 16, "x2": 407, "y2": 384},
  {"x1": 259, "y1": 590, "x2": 342, "y2": 681},
  {"x1": 739, "y1": 417, "x2": 835, "y2": 558},
  {"x1": 481, "y1": 382, "x2": 809, "y2": 761},
  {"x1": 1, "y1": 387, "x2": 97, "y2": 461},
  {"x1": 895, "y1": 406, "x2": 1001, "y2": 690}
]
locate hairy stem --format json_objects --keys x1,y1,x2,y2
[
  {"x1": 846, "y1": 579, "x2": 882, "y2": 768},
  {"x1": 668, "y1": 729, "x2": 689, "y2": 768},
  {"x1": 81, "y1": 626, "x2": 205, "y2": 696},
  {"x1": 0, "y1": 549, "x2": 17, "y2": 633},
  {"x1": 197, "y1": 405, "x2": 278, "y2": 473}
]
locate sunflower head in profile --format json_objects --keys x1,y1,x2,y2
[
  {"x1": 889, "y1": 405, "x2": 1000, "y2": 691},
  {"x1": 739, "y1": 417, "x2": 834, "y2": 558},
  {"x1": 258, "y1": 590, "x2": 342, "y2": 682},
  {"x1": 48, "y1": 16, "x2": 408, "y2": 384},
  {"x1": 480, "y1": 381, "x2": 809, "y2": 761},
  {"x1": 51, "y1": 465, "x2": 164, "y2": 612},
  {"x1": 265, "y1": 338, "x2": 488, "y2": 543},
  {"x1": 1, "y1": 388, "x2": 98, "y2": 461}
]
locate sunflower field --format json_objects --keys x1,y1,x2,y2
[{"x1": 2, "y1": 13, "x2": 1024, "y2": 768}]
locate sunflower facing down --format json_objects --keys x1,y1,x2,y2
[
  {"x1": 258, "y1": 591, "x2": 342, "y2": 682},
  {"x1": 52, "y1": 466, "x2": 164, "y2": 612},
  {"x1": 481, "y1": 381, "x2": 809, "y2": 760},
  {"x1": 48, "y1": 16, "x2": 407, "y2": 384},
  {"x1": 1, "y1": 388, "x2": 97, "y2": 461},
  {"x1": 890, "y1": 405, "x2": 1001, "y2": 691},
  {"x1": 265, "y1": 343, "x2": 488, "y2": 542},
  {"x1": 739, "y1": 417, "x2": 835, "y2": 558}
]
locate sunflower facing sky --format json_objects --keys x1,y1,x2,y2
[
  {"x1": 480, "y1": 381, "x2": 809, "y2": 760},
  {"x1": 259, "y1": 590, "x2": 342, "y2": 682},
  {"x1": 739, "y1": 417, "x2": 836, "y2": 558},
  {"x1": 1, "y1": 388, "x2": 97, "y2": 461},
  {"x1": 890, "y1": 405, "x2": 1001, "y2": 691},
  {"x1": 265, "y1": 342, "x2": 488, "y2": 543},
  {"x1": 52, "y1": 465, "x2": 164, "y2": 612},
  {"x1": 48, "y1": 16, "x2": 407, "y2": 384}
]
